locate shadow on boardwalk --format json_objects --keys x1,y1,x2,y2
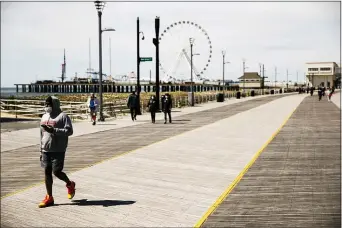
[{"x1": 54, "y1": 199, "x2": 136, "y2": 207}]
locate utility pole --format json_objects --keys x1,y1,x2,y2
[
  {"x1": 296, "y1": 71, "x2": 298, "y2": 87},
  {"x1": 152, "y1": 17, "x2": 160, "y2": 110},
  {"x1": 190, "y1": 38, "x2": 194, "y2": 106},
  {"x1": 259, "y1": 63, "x2": 262, "y2": 94},
  {"x1": 286, "y1": 69, "x2": 289, "y2": 91},
  {"x1": 89, "y1": 38, "x2": 91, "y2": 74},
  {"x1": 223, "y1": 52, "x2": 225, "y2": 97},
  {"x1": 149, "y1": 69, "x2": 152, "y2": 84},
  {"x1": 109, "y1": 37, "x2": 112, "y2": 77},
  {"x1": 222, "y1": 51, "x2": 230, "y2": 101},
  {"x1": 136, "y1": 17, "x2": 141, "y2": 115},
  {"x1": 262, "y1": 64, "x2": 265, "y2": 95},
  {"x1": 242, "y1": 59, "x2": 246, "y2": 93},
  {"x1": 274, "y1": 67, "x2": 277, "y2": 89}
]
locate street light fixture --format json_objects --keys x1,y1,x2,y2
[
  {"x1": 103, "y1": 28, "x2": 116, "y2": 32},
  {"x1": 222, "y1": 50, "x2": 230, "y2": 101},
  {"x1": 94, "y1": 0, "x2": 115, "y2": 121}
]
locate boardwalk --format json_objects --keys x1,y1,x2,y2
[
  {"x1": 1, "y1": 93, "x2": 340, "y2": 227},
  {"x1": 1, "y1": 94, "x2": 289, "y2": 198},
  {"x1": 200, "y1": 95, "x2": 341, "y2": 228}
]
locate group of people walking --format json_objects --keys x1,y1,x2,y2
[
  {"x1": 305, "y1": 86, "x2": 335, "y2": 101},
  {"x1": 127, "y1": 91, "x2": 173, "y2": 124},
  {"x1": 317, "y1": 86, "x2": 334, "y2": 101}
]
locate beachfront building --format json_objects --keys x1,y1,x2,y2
[
  {"x1": 305, "y1": 62, "x2": 339, "y2": 88},
  {"x1": 238, "y1": 72, "x2": 262, "y2": 89}
]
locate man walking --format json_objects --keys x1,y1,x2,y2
[
  {"x1": 162, "y1": 93, "x2": 172, "y2": 124},
  {"x1": 127, "y1": 91, "x2": 138, "y2": 121},
  {"x1": 318, "y1": 87, "x2": 322, "y2": 101},
  {"x1": 87, "y1": 93, "x2": 100, "y2": 125},
  {"x1": 39, "y1": 96, "x2": 76, "y2": 208},
  {"x1": 147, "y1": 95, "x2": 157, "y2": 123}
]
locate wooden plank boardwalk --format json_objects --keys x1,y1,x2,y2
[
  {"x1": 201, "y1": 95, "x2": 341, "y2": 227},
  {"x1": 1, "y1": 95, "x2": 289, "y2": 198},
  {"x1": 1, "y1": 94, "x2": 304, "y2": 227}
]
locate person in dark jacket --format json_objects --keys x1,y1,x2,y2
[
  {"x1": 162, "y1": 93, "x2": 172, "y2": 124},
  {"x1": 39, "y1": 96, "x2": 75, "y2": 208},
  {"x1": 318, "y1": 87, "x2": 322, "y2": 101},
  {"x1": 310, "y1": 87, "x2": 314, "y2": 96},
  {"x1": 127, "y1": 91, "x2": 138, "y2": 121},
  {"x1": 147, "y1": 95, "x2": 157, "y2": 123}
]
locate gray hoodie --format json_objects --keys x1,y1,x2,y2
[{"x1": 40, "y1": 96, "x2": 73, "y2": 153}]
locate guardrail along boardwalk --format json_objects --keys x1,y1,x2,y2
[{"x1": 201, "y1": 95, "x2": 341, "y2": 228}]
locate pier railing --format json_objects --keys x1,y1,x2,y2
[{"x1": 0, "y1": 89, "x2": 279, "y2": 121}]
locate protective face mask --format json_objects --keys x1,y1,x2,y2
[{"x1": 44, "y1": 107, "x2": 52, "y2": 113}]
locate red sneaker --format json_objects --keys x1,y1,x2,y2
[
  {"x1": 38, "y1": 195, "x2": 54, "y2": 208},
  {"x1": 66, "y1": 181, "x2": 76, "y2": 199}
]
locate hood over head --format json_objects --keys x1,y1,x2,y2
[{"x1": 45, "y1": 96, "x2": 61, "y2": 115}]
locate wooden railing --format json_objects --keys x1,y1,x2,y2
[{"x1": 1, "y1": 89, "x2": 285, "y2": 120}]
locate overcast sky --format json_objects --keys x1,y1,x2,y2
[{"x1": 1, "y1": 1, "x2": 340, "y2": 87}]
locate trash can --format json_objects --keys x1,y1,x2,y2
[
  {"x1": 236, "y1": 91, "x2": 241, "y2": 99},
  {"x1": 270, "y1": 89, "x2": 274, "y2": 95},
  {"x1": 216, "y1": 93, "x2": 224, "y2": 102},
  {"x1": 251, "y1": 90, "x2": 255, "y2": 97}
]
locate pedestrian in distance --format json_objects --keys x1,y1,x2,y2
[
  {"x1": 162, "y1": 93, "x2": 172, "y2": 124},
  {"x1": 39, "y1": 96, "x2": 76, "y2": 208},
  {"x1": 318, "y1": 87, "x2": 322, "y2": 101},
  {"x1": 87, "y1": 93, "x2": 100, "y2": 125},
  {"x1": 127, "y1": 91, "x2": 138, "y2": 121},
  {"x1": 310, "y1": 87, "x2": 314, "y2": 96},
  {"x1": 147, "y1": 95, "x2": 157, "y2": 123},
  {"x1": 327, "y1": 88, "x2": 332, "y2": 102}
]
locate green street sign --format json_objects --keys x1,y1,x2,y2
[{"x1": 140, "y1": 57, "x2": 153, "y2": 62}]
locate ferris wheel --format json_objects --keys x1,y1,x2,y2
[{"x1": 158, "y1": 20, "x2": 213, "y2": 83}]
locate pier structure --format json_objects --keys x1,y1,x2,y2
[{"x1": 14, "y1": 83, "x2": 229, "y2": 94}]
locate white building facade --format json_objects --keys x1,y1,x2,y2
[{"x1": 305, "y1": 62, "x2": 338, "y2": 88}]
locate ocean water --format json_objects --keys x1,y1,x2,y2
[
  {"x1": 0, "y1": 87, "x2": 78, "y2": 98},
  {"x1": 1, "y1": 87, "x2": 45, "y2": 98}
]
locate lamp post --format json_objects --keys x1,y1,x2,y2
[
  {"x1": 275, "y1": 67, "x2": 278, "y2": 89},
  {"x1": 189, "y1": 38, "x2": 199, "y2": 106},
  {"x1": 222, "y1": 50, "x2": 230, "y2": 101},
  {"x1": 262, "y1": 64, "x2": 267, "y2": 95},
  {"x1": 242, "y1": 59, "x2": 248, "y2": 94},
  {"x1": 259, "y1": 63, "x2": 263, "y2": 94},
  {"x1": 152, "y1": 17, "x2": 160, "y2": 110},
  {"x1": 136, "y1": 17, "x2": 145, "y2": 115},
  {"x1": 94, "y1": 0, "x2": 115, "y2": 121},
  {"x1": 286, "y1": 69, "x2": 289, "y2": 91},
  {"x1": 190, "y1": 38, "x2": 194, "y2": 106}
]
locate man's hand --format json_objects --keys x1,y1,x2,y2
[{"x1": 42, "y1": 125, "x2": 54, "y2": 134}]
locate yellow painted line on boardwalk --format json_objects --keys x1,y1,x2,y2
[{"x1": 193, "y1": 106, "x2": 298, "y2": 228}]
